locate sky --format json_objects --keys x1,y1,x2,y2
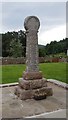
[{"x1": 0, "y1": 2, "x2": 67, "y2": 45}]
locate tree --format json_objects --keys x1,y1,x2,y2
[
  {"x1": 2, "y1": 30, "x2": 26, "y2": 57},
  {"x1": 2, "y1": 31, "x2": 18, "y2": 57},
  {"x1": 39, "y1": 47, "x2": 46, "y2": 57},
  {"x1": 18, "y1": 30, "x2": 26, "y2": 57},
  {"x1": 2, "y1": 30, "x2": 67, "y2": 57},
  {"x1": 45, "y1": 38, "x2": 67, "y2": 55},
  {"x1": 9, "y1": 38, "x2": 22, "y2": 58}
]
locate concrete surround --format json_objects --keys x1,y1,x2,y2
[{"x1": 2, "y1": 82, "x2": 66, "y2": 118}]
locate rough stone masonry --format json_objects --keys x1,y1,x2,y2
[{"x1": 15, "y1": 16, "x2": 53, "y2": 100}]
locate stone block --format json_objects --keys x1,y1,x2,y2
[
  {"x1": 23, "y1": 71, "x2": 42, "y2": 80},
  {"x1": 15, "y1": 86, "x2": 33, "y2": 100},
  {"x1": 20, "y1": 89, "x2": 33, "y2": 100},
  {"x1": 15, "y1": 86, "x2": 53, "y2": 100},
  {"x1": 19, "y1": 78, "x2": 29, "y2": 89},
  {"x1": 33, "y1": 92, "x2": 47, "y2": 100},
  {"x1": 19, "y1": 78, "x2": 47, "y2": 90},
  {"x1": 34, "y1": 87, "x2": 53, "y2": 96},
  {"x1": 14, "y1": 86, "x2": 23, "y2": 97}
]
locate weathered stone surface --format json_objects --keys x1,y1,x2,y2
[
  {"x1": 34, "y1": 87, "x2": 53, "y2": 96},
  {"x1": 33, "y1": 92, "x2": 47, "y2": 100},
  {"x1": 19, "y1": 78, "x2": 47, "y2": 90},
  {"x1": 15, "y1": 86, "x2": 33, "y2": 100},
  {"x1": 15, "y1": 16, "x2": 53, "y2": 100},
  {"x1": 24, "y1": 16, "x2": 40, "y2": 73},
  {"x1": 15, "y1": 86, "x2": 53, "y2": 100},
  {"x1": 24, "y1": 16, "x2": 40, "y2": 31},
  {"x1": 20, "y1": 89, "x2": 33, "y2": 100},
  {"x1": 23, "y1": 71, "x2": 42, "y2": 80},
  {"x1": 14, "y1": 86, "x2": 23, "y2": 97},
  {"x1": 19, "y1": 78, "x2": 30, "y2": 90}
]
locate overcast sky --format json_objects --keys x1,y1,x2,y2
[{"x1": 1, "y1": 2, "x2": 66, "y2": 45}]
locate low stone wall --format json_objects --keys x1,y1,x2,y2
[
  {"x1": 1, "y1": 57, "x2": 67, "y2": 65},
  {"x1": 2, "y1": 57, "x2": 46, "y2": 65},
  {"x1": 59, "y1": 57, "x2": 67, "y2": 62},
  {"x1": 2, "y1": 57, "x2": 26, "y2": 65}
]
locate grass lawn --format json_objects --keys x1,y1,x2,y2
[{"x1": 1, "y1": 63, "x2": 67, "y2": 84}]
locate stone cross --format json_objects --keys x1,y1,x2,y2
[
  {"x1": 15, "y1": 16, "x2": 53, "y2": 100},
  {"x1": 24, "y1": 16, "x2": 40, "y2": 72},
  {"x1": 23, "y1": 16, "x2": 42, "y2": 80}
]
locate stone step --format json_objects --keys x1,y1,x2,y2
[
  {"x1": 23, "y1": 71, "x2": 42, "y2": 80},
  {"x1": 19, "y1": 78, "x2": 47, "y2": 90},
  {"x1": 34, "y1": 87, "x2": 53, "y2": 97},
  {"x1": 33, "y1": 92, "x2": 47, "y2": 100},
  {"x1": 15, "y1": 86, "x2": 53, "y2": 100}
]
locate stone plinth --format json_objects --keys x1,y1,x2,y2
[
  {"x1": 23, "y1": 71, "x2": 42, "y2": 80},
  {"x1": 19, "y1": 78, "x2": 47, "y2": 90},
  {"x1": 15, "y1": 16, "x2": 53, "y2": 100},
  {"x1": 15, "y1": 77, "x2": 53, "y2": 100},
  {"x1": 15, "y1": 81, "x2": 53, "y2": 100}
]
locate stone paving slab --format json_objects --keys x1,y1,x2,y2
[{"x1": 1, "y1": 81, "x2": 67, "y2": 118}]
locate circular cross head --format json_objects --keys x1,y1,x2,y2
[{"x1": 24, "y1": 16, "x2": 40, "y2": 31}]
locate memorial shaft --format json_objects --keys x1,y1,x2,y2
[
  {"x1": 26, "y1": 30, "x2": 39, "y2": 72},
  {"x1": 24, "y1": 16, "x2": 40, "y2": 72}
]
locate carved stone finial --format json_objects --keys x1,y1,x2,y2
[{"x1": 24, "y1": 16, "x2": 40, "y2": 31}]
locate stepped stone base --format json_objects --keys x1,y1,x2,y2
[
  {"x1": 23, "y1": 71, "x2": 42, "y2": 80},
  {"x1": 19, "y1": 78, "x2": 47, "y2": 90},
  {"x1": 15, "y1": 78, "x2": 53, "y2": 100}
]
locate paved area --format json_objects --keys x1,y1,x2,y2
[
  {"x1": 26, "y1": 109, "x2": 66, "y2": 118},
  {"x1": 1, "y1": 82, "x2": 67, "y2": 118}
]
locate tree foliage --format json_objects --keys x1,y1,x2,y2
[
  {"x1": 1, "y1": 30, "x2": 67, "y2": 57},
  {"x1": 2, "y1": 30, "x2": 26, "y2": 57},
  {"x1": 9, "y1": 38, "x2": 22, "y2": 57},
  {"x1": 45, "y1": 39, "x2": 67, "y2": 55},
  {"x1": 39, "y1": 45, "x2": 46, "y2": 57}
]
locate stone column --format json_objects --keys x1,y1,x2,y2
[
  {"x1": 23, "y1": 16, "x2": 42, "y2": 80},
  {"x1": 15, "y1": 16, "x2": 53, "y2": 100}
]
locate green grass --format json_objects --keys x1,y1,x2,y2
[
  {"x1": 2, "y1": 64, "x2": 25, "y2": 84},
  {"x1": 40, "y1": 63, "x2": 67, "y2": 83},
  {"x1": 1, "y1": 63, "x2": 67, "y2": 84}
]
